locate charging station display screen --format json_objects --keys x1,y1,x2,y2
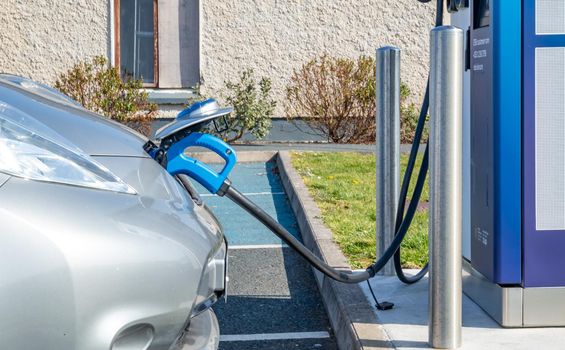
[{"x1": 474, "y1": 0, "x2": 490, "y2": 28}]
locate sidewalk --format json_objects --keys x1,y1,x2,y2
[
  {"x1": 362, "y1": 272, "x2": 565, "y2": 350},
  {"x1": 232, "y1": 143, "x2": 420, "y2": 154}
]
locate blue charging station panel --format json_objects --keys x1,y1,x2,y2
[
  {"x1": 522, "y1": 0, "x2": 565, "y2": 288},
  {"x1": 471, "y1": 0, "x2": 565, "y2": 288},
  {"x1": 470, "y1": 0, "x2": 522, "y2": 285}
]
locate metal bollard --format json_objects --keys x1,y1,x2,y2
[
  {"x1": 375, "y1": 46, "x2": 400, "y2": 276},
  {"x1": 429, "y1": 26, "x2": 463, "y2": 349}
]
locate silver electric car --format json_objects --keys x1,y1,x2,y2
[{"x1": 0, "y1": 74, "x2": 226, "y2": 350}]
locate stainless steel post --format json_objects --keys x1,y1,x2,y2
[
  {"x1": 375, "y1": 46, "x2": 400, "y2": 276},
  {"x1": 429, "y1": 26, "x2": 463, "y2": 349}
]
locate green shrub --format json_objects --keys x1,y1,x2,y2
[
  {"x1": 285, "y1": 55, "x2": 424, "y2": 144},
  {"x1": 54, "y1": 56, "x2": 157, "y2": 136},
  {"x1": 285, "y1": 55, "x2": 376, "y2": 144},
  {"x1": 400, "y1": 84, "x2": 428, "y2": 144},
  {"x1": 190, "y1": 69, "x2": 276, "y2": 143}
]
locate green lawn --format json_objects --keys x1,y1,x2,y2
[{"x1": 291, "y1": 152, "x2": 429, "y2": 269}]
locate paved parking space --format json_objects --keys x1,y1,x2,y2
[
  {"x1": 200, "y1": 162, "x2": 300, "y2": 246},
  {"x1": 199, "y1": 161, "x2": 338, "y2": 350}
]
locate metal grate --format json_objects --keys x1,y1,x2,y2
[
  {"x1": 536, "y1": 0, "x2": 565, "y2": 34},
  {"x1": 535, "y1": 48, "x2": 565, "y2": 230}
]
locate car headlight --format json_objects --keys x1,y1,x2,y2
[{"x1": 0, "y1": 102, "x2": 136, "y2": 194}]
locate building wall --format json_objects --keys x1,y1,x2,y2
[
  {"x1": 0, "y1": 0, "x2": 436, "y2": 117},
  {"x1": 0, "y1": 0, "x2": 110, "y2": 84},
  {"x1": 201, "y1": 0, "x2": 436, "y2": 115}
]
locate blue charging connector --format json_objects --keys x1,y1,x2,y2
[{"x1": 166, "y1": 132, "x2": 237, "y2": 194}]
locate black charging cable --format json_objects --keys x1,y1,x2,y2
[
  {"x1": 212, "y1": 0, "x2": 442, "y2": 287},
  {"x1": 221, "y1": 145, "x2": 429, "y2": 284}
]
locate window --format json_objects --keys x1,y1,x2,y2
[{"x1": 115, "y1": 0, "x2": 158, "y2": 86}]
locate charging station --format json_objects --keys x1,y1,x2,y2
[{"x1": 451, "y1": 0, "x2": 565, "y2": 327}]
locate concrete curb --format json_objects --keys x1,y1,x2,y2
[{"x1": 276, "y1": 151, "x2": 394, "y2": 350}]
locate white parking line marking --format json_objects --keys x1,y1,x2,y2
[
  {"x1": 220, "y1": 331, "x2": 330, "y2": 342},
  {"x1": 200, "y1": 192, "x2": 285, "y2": 197},
  {"x1": 229, "y1": 244, "x2": 289, "y2": 250}
]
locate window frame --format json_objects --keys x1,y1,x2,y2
[{"x1": 114, "y1": 0, "x2": 159, "y2": 87}]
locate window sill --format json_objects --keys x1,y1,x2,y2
[{"x1": 143, "y1": 88, "x2": 196, "y2": 105}]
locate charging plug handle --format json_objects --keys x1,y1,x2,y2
[{"x1": 166, "y1": 133, "x2": 237, "y2": 194}]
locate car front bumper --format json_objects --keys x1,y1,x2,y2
[{"x1": 172, "y1": 309, "x2": 220, "y2": 350}]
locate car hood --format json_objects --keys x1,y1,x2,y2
[
  {"x1": 0, "y1": 75, "x2": 226, "y2": 260},
  {"x1": 0, "y1": 75, "x2": 149, "y2": 157}
]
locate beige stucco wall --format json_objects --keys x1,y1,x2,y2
[
  {"x1": 201, "y1": 0, "x2": 436, "y2": 116},
  {"x1": 0, "y1": 0, "x2": 435, "y2": 116},
  {"x1": 0, "y1": 0, "x2": 109, "y2": 85}
]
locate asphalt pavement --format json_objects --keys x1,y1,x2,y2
[{"x1": 197, "y1": 162, "x2": 338, "y2": 350}]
